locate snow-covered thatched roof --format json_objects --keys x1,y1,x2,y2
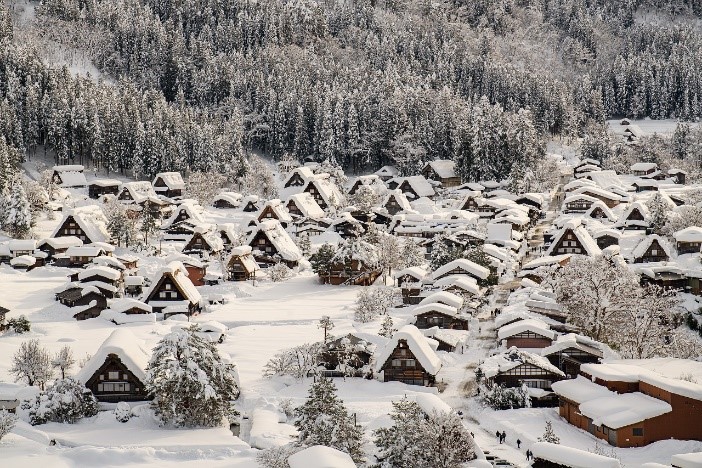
[
  {"x1": 120, "y1": 181, "x2": 159, "y2": 204},
  {"x1": 374, "y1": 165, "x2": 398, "y2": 178},
  {"x1": 433, "y1": 275, "x2": 480, "y2": 296},
  {"x1": 106, "y1": 297, "x2": 152, "y2": 314},
  {"x1": 259, "y1": 199, "x2": 293, "y2": 224},
  {"x1": 432, "y1": 258, "x2": 490, "y2": 281},
  {"x1": 393, "y1": 266, "x2": 428, "y2": 282},
  {"x1": 412, "y1": 302, "x2": 460, "y2": 318},
  {"x1": 52, "y1": 205, "x2": 110, "y2": 244},
  {"x1": 479, "y1": 347, "x2": 564, "y2": 379},
  {"x1": 153, "y1": 172, "x2": 185, "y2": 190},
  {"x1": 284, "y1": 166, "x2": 315, "y2": 186},
  {"x1": 249, "y1": 220, "x2": 302, "y2": 262},
  {"x1": 143, "y1": 261, "x2": 202, "y2": 306},
  {"x1": 418, "y1": 291, "x2": 464, "y2": 310},
  {"x1": 674, "y1": 226, "x2": 702, "y2": 243},
  {"x1": 227, "y1": 245, "x2": 260, "y2": 273},
  {"x1": 213, "y1": 192, "x2": 242, "y2": 207},
  {"x1": 375, "y1": 325, "x2": 442, "y2": 375},
  {"x1": 631, "y1": 234, "x2": 673, "y2": 261},
  {"x1": 391, "y1": 175, "x2": 436, "y2": 198},
  {"x1": 540, "y1": 333, "x2": 603, "y2": 358},
  {"x1": 287, "y1": 192, "x2": 325, "y2": 219},
  {"x1": 163, "y1": 202, "x2": 206, "y2": 228},
  {"x1": 76, "y1": 329, "x2": 150, "y2": 384},
  {"x1": 496, "y1": 318, "x2": 556, "y2": 341},
  {"x1": 382, "y1": 190, "x2": 412, "y2": 212},
  {"x1": 77, "y1": 265, "x2": 121, "y2": 282},
  {"x1": 53, "y1": 165, "x2": 87, "y2": 187},
  {"x1": 546, "y1": 220, "x2": 601, "y2": 257},
  {"x1": 424, "y1": 160, "x2": 456, "y2": 179},
  {"x1": 584, "y1": 200, "x2": 616, "y2": 221},
  {"x1": 307, "y1": 176, "x2": 345, "y2": 208}
]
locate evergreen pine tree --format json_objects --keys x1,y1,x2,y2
[
  {"x1": 538, "y1": 420, "x2": 560, "y2": 444},
  {"x1": 146, "y1": 326, "x2": 240, "y2": 427},
  {"x1": 646, "y1": 192, "x2": 668, "y2": 235},
  {"x1": 294, "y1": 377, "x2": 364, "y2": 463},
  {"x1": 378, "y1": 315, "x2": 396, "y2": 338},
  {"x1": 5, "y1": 175, "x2": 32, "y2": 238}
]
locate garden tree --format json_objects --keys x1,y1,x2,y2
[
  {"x1": 478, "y1": 382, "x2": 531, "y2": 410},
  {"x1": 263, "y1": 342, "x2": 324, "y2": 379},
  {"x1": 10, "y1": 339, "x2": 53, "y2": 389},
  {"x1": 297, "y1": 233, "x2": 311, "y2": 257},
  {"x1": 377, "y1": 233, "x2": 403, "y2": 283},
  {"x1": 4, "y1": 175, "x2": 32, "y2": 238},
  {"x1": 429, "y1": 237, "x2": 464, "y2": 271},
  {"x1": 310, "y1": 243, "x2": 336, "y2": 280},
  {"x1": 354, "y1": 287, "x2": 399, "y2": 323},
  {"x1": 7, "y1": 315, "x2": 30, "y2": 333},
  {"x1": 269, "y1": 262, "x2": 292, "y2": 282},
  {"x1": 553, "y1": 255, "x2": 640, "y2": 342},
  {"x1": 647, "y1": 192, "x2": 669, "y2": 235},
  {"x1": 318, "y1": 315, "x2": 335, "y2": 342},
  {"x1": 146, "y1": 325, "x2": 240, "y2": 427},
  {"x1": 400, "y1": 239, "x2": 426, "y2": 270},
  {"x1": 538, "y1": 420, "x2": 560, "y2": 444},
  {"x1": 672, "y1": 123, "x2": 692, "y2": 160},
  {"x1": 374, "y1": 398, "x2": 476, "y2": 468},
  {"x1": 52, "y1": 345, "x2": 76, "y2": 379},
  {"x1": 615, "y1": 284, "x2": 682, "y2": 359},
  {"x1": 349, "y1": 184, "x2": 382, "y2": 212},
  {"x1": 0, "y1": 410, "x2": 17, "y2": 441},
  {"x1": 23, "y1": 378, "x2": 99, "y2": 425},
  {"x1": 379, "y1": 315, "x2": 397, "y2": 338},
  {"x1": 22, "y1": 178, "x2": 50, "y2": 219},
  {"x1": 186, "y1": 171, "x2": 227, "y2": 206},
  {"x1": 294, "y1": 377, "x2": 364, "y2": 463},
  {"x1": 105, "y1": 198, "x2": 135, "y2": 247},
  {"x1": 257, "y1": 444, "x2": 303, "y2": 468},
  {"x1": 140, "y1": 200, "x2": 160, "y2": 244}
]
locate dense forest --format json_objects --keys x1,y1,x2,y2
[{"x1": 0, "y1": 0, "x2": 701, "y2": 179}]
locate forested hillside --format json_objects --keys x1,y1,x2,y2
[{"x1": 0, "y1": 0, "x2": 701, "y2": 179}]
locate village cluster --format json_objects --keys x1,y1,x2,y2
[{"x1": 1, "y1": 145, "x2": 702, "y2": 467}]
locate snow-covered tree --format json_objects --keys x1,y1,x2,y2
[
  {"x1": 377, "y1": 233, "x2": 403, "y2": 283},
  {"x1": 374, "y1": 397, "x2": 476, "y2": 468},
  {"x1": 478, "y1": 382, "x2": 531, "y2": 410},
  {"x1": 263, "y1": 342, "x2": 323, "y2": 379},
  {"x1": 114, "y1": 401, "x2": 132, "y2": 423},
  {"x1": 430, "y1": 237, "x2": 464, "y2": 271},
  {"x1": 354, "y1": 287, "x2": 399, "y2": 323},
  {"x1": 269, "y1": 262, "x2": 292, "y2": 282},
  {"x1": 23, "y1": 378, "x2": 98, "y2": 425},
  {"x1": 553, "y1": 256, "x2": 640, "y2": 342},
  {"x1": 538, "y1": 420, "x2": 560, "y2": 444},
  {"x1": 379, "y1": 315, "x2": 397, "y2": 338},
  {"x1": 257, "y1": 444, "x2": 303, "y2": 468},
  {"x1": 52, "y1": 345, "x2": 75, "y2": 379},
  {"x1": 7, "y1": 315, "x2": 30, "y2": 334},
  {"x1": 4, "y1": 175, "x2": 32, "y2": 238},
  {"x1": 0, "y1": 409, "x2": 17, "y2": 441},
  {"x1": 646, "y1": 192, "x2": 669, "y2": 235},
  {"x1": 349, "y1": 184, "x2": 382, "y2": 211},
  {"x1": 186, "y1": 171, "x2": 227, "y2": 206},
  {"x1": 400, "y1": 239, "x2": 426, "y2": 270},
  {"x1": 294, "y1": 377, "x2": 364, "y2": 463},
  {"x1": 310, "y1": 243, "x2": 336, "y2": 280},
  {"x1": 146, "y1": 326, "x2": 240, "y2": 427},
  {"x1": 10, "y1": 339, "x2": 53, "y2": 389},
  {"x1": 318, "y1": 316, "x2": 335, "y2": 342}
]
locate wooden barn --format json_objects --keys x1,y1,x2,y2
[
  {"x1": 142, "y1": 262, "x2": 203, "y2": 317},
  {"x1": 632, "y1": 235, "x2": 672, "y2": 264},
  {"x1": 76, "y1": 330, "x2": 151, "y2": 402},
  {"x1": 226, "y1": 246, "x2": 259, "y2": 281},
  {"x1": 375, "y1": 325, "x2": 442, "y2": 387}
]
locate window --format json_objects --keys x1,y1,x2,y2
[
  {"x1": 108, "y1": 371, "x2": 120, "y2": 380},
  {"x1": 98, "y1": 382, "x2": 131, "y2": 392},
  {"x1": 165, "y1": 283, "x2": 172, "y2": 290},
  {"x1": 633, "y1": 428, "x2": 644, "y2": 436},
  {"x1": 651, "y1": 249, "x2": 658, "y2": 256},
  {"x1": 391, "y1": 359, "x2": 401, "y2": 367}
]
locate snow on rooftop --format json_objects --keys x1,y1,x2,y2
[
  {"x1": 412, "y1": 302, "x2": 460, "y2": 318},
  {"x1": 287, "y1": 192, "x2": 325, "y2": 219},
  {"x1": 674, "y1": 226, "x2": 702, "y2": 243},
  {"x1": 52, "y1": 205, "x2": 110, "y2": 244},
  {"x1": 153, "y1": 172, "x2": 185, "y2": 190},
  {"x1": 540, "y1": 333, "x2": 603, "y2": 358},
  {"x1": 76, "y1": 329, "x2": 150, "y2": 384},
  {"x1": 414, "y1": 393, "x2": 452, "y2": 415},
  {"x1": 375, "y1": 325, "x2": 442, "y2": 375},
  {"x1": 418, "y1": 291, "x2": 464, "y2": 310},
  {"x1": 671, "y1": 452, "x2": 702, "y2": 468},
  {"x1": 426, "y1": 159, "x2": 456, "y2": 179},
  {"x1": 631, "y1": 234, "x2": 673, "y2": 261},
  {"x1": 480, "y1": 347, "x2": 564, "y2": 379},
  {"x1": 432, "y1": 258, "x2": 490, "y2": 281},
  {"x1": 77, "y1": 265, "x2": 121, "y2": 281},
  {"x1": 287, "y1": 446, "x2": 356, "y2": 468},
  {"x1": 433, "y1": 275, "x2": 481, "y2": 296},
  {"x1": 579, "y1": 391, "x2": 672, "y2": 429},
  {"x1": 497, "y1": 318, "x2": 556, "y2": 341},
  {"x1": 393, "y1": 266, "x2": 428, "y2": 282},
  {"x1": 551, "y1": 376, "x2": 614, "y2": 404},
  {"x1": 531, "y1": 442, "x2": 621, "y2": 468},
  {"x1": 250, "y1": 220, "x2": 302, "y2": 262}
]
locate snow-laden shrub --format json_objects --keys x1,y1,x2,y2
[
  {"x1": 257, "y1": 443, "x2": 303, "y2": 468},
  {"x1": 7, "y1": 315, "x2": 30, "y2": 334},
  {"x1": 263, "y1": 342, "x2": 324, "y2": 379},
  {"x1": 23, "y1": 378, "x2": 99, "y2": 425},
  {"x1": 478, "y1": 382, "x2": 531, "y2": 410},
  {"x1": 114, "y1": 402, "x2": 132, "y2": 423},
  {"x1": 354, "y1": 287, "x2": 399, "y2": 323},
  {"x1": 269, "y1": 262, "x2": 292, "y2": 282},
  {"x1": 0, "y1": 409, "x2": 18, "y2": 440}
]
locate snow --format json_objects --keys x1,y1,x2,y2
[
  {"x1": 418, "y1": 291, "x2": 465, "y2": 309},
  {"x1": 674, "y1": 226, "x2": 702, "y2": 243},
  {"x1": 249, "y1": 220, "x2": 302, "y2": 262},
  {"x1": 249, "y1": 407, "x2": 296, "y2": 449},
  {"x1": 551, "y1": 376, "x2": 619, "y2": 404},
  {"x1": 412, "y1": 302, "x2": 460, "y2": 318},
  {"x1": 77, "y1": 266, "x2": 121, "y2": 282},
  {"x1": 531, "y1": 442, "x2": 621, "y2": 467},
  {"x1": 579, "y1": 392, "x2": 672, "y2": 429},
  {"x1": 75, "y1": 329, "x2": 150, "y2": 384},
  {"x1": 52, "y1": 205, "x2": 110, "y2": 244},
  {"x1": 480, "y1": 347, "x2": 565, "y2": 379},
  {"x1": 631, "y1": 234, "x2": 673, "y2": 261},
  {"x1": 496, "y1": 318, "x2": 556, "y2": 341},
  {"x1": 432, "y1": 258, "x2": 490, "y2": 281},
  {"x1": 393, "y1": 266, "x2": 428, "y2": 282},
  {"x1": 10, "y1": 255, "x2": 36, "y2": 267},
  {"x1": 425, "y1": 160, "x2": 456, "y2": 179},
  {"x1": 287, "y1": 445, "x2": 356, "y2": 468},
  {"x1": 671, "y1": 452, "x2": 702, "y2": 468},
  {"x1": 287, "y1": 192, "x2": 325, "y2": 218},
  {"x1": 153, "y1": 172, "x2": 185, "y2": 191},
  {"x1": 433, "y1": 275, "x2": 481, "y2": 296},
  {"x1": 414, "y1": 393, "x2": 452, "y2": 414},
  {"x1": 106, "y1": 298, "x2": 152, "y2": 314},
  {"x1": 374, "y1": 325, "x2": 442, "y2": 375}
]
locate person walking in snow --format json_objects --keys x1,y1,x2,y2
[
  {"x1": 501, "y1": 431, "x2": 506, "y2": 443},
  {"x1": 517, "y1": 438, "x2": 521, "y2": 448},
  {"x1": 496, "y1": 430, "x2": 500, "y2": 441}
]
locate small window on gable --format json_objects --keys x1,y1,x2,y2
[{"x1": 633, "y1": 428, "x2": 644, "y2": 436}]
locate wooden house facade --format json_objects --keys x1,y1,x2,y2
[{"x1": 378, "y1": 339, "x2": 436, "y2": 386}]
